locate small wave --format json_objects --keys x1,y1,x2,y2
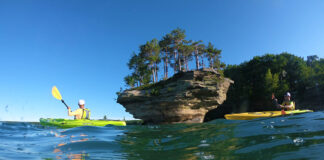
[
  {"x1": 1, "y1": 111, "x2": 324, "y2": 159},
  {"x1": 57, "y1": 140, "x2": 122, "y2": 151}
]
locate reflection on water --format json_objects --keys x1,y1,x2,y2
[
  {"x1": 52, "y1": 131, "x2": 90, "y2": 160},
  {"x1": 118, "y1": 121, "x2": 239, "y2": 160},
  {"x1": 1, "y1": 111, "x2": 324, "y2": 159}
]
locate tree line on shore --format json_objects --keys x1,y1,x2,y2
[
  {"x1": 124, "y1": 28, "x2": 225, "y2": 88},
  {"x1": 223, "y1": 53, "x2": 324, "y2": 112}
]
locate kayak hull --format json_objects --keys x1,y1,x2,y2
[
  {"x1": 39, "y1": 118, "x2": 126, "y2": 128},
  {"x1": 224, "y1": 110, "x2": 313, "y2": 120}
]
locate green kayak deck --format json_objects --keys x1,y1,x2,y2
[{"x1": 40, "y1": 118, "x2": 126, "y2": 128}]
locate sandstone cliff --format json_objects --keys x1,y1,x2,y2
[{"x1": 117, "y1": 69, "x2": 234, "y2": 124}]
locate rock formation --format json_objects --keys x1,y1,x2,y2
[{"x1": 117, "y1": 69, "x2": 234, "y2": 124}]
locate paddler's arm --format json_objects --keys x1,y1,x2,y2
[
  {"x1": 67, "y1": 107, "x2": 79, "y2": 116},
  {"x1": 283, "y1": 102, "x2": 294, "y2": 110},
  {"x1": 272, "y1": 93, "x2": 281, "y2": 108},
  {"x1": 280, "y1": 102, "x2": 293, "y2": 110}
]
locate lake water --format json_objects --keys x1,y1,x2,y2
[{"x1": 1, "y1": 111, "x2": 324, "y2": 159}]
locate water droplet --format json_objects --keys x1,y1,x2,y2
[
  {"x1": 194, "y1": 152, "x2": 214, "y2": 159},
  {"x1": 200, "y1": 140, "x2": 207, "y2": 143},
  {"x1": 194, "y1": 152, "x2": 204, "y2": 156},
  {"x1": 202, "y1": 155, "x2": 214, "y2": 159},
  {"x1": 198, "y1": 144, "x2": 210, "y2": 147},
  {"x1": 263, "y1": 124, "x2": 274, "y2": 129},
  {"x1": 267, "y1": 125, "x2": 274, "y2": 129},
  {"x1": 293, "y1": 137, "x2": 304, "y2": 146}
]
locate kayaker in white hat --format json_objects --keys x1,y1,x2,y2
[
  {"x1": 67, "y1": 99, "x2": 91, "y2": 120},
  {"x1": 272, "y1": 92, "x2": 295, "y2": 111}
]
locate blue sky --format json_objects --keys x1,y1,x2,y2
[{"x1": 0, "y1": 0, "x2": 323, "y2": 121}]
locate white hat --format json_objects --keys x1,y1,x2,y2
[
  {"x1": 285, "y1": 92, "x2": 291, "y2": 97},
  {"x1": 78, "y1": 99, "x2": 85, "y2": 105}
]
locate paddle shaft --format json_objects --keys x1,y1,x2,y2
[{"x1": 61, "y1": 100, "x2": 69, "y2": 109}]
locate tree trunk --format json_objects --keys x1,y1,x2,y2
[
  {"x1": 201, "y1": 56, "x2": 205, "y2": 69},
  {"x1": 209, "y1": 58, "x2": 212, "y2": 68},
  {"x1": 155, "y1": 63, "x2": 158, "y2": 82},
  {"x1": 173, "y1": 52, "x2": 177, "y2": 73},
  {"x1": 183, "y1": 56, "x2": 187, "y2": 72},
  {"x1": 163, "y1": 60, "x2": 166, "y2": 80},
  {"x1": 151, "y1": 65, "x2": 155, "y2": 83},
  {"x1": 186, "y1": 58, "x2": 189, "y2": 71},
  {"x1": 211, "y1": 58, "x2": 214, "y2": 69},
  {"x1": 165, "y1": 55, "x2": 169, "y2": 79},
  {"x1": 178, "y1": 51, "x2": 182, "y2": 72},
  {"x1": 163, "y1": 53, "x2": 166, "y2": 80},
  {"x1": 195, "y1": 50, "x2": 199, "y2": 70}
]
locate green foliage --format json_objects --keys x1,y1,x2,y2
[
  {"x1": 134, "y1": 83, "x2": 162, "y2": 96},
  {"x1": 167, "y1": 87, "x2": 174, "y2": 92},
  {"x1": 140, "y1": 39, "x2": 161, "y2": 83},
  {"x1": 125, "y1": 53, "x2": 151, "y2": 88},
  {"x1": 123, "y1": 28, "x2": 225, "y2": 90},
  {"x1": 213, "y1": 75, "x2": 224, "y2": 83},
  {"x1": 224, "y1": 53, "x2": 323, "y2": 111},
  {"x1": 170, "y1": 28, "x2": 187, "y2": 72},
  {"x1": 170, "y1": 28, "x2": 186, "y2": 44},
  {"x1": 159, "y1": 34, "x2": 173, "y2": 79},
  {"x1": 206, "y1": 42, "x2": 222, "y2": 69},
  {"x1": 124, "y1": 75, "x2": 136, "y2": 88},
  {"x1": 159, "y1": 34, "x2": 173, "y2": 53},
  {"x1": 115, "y1": 87, "x2": 123, "y2": 97},
  {"x1": 150, "y1": 88, "x2": 160, "y2": 96},
  {"x1": 264, "y1": 69, "x2": 279, "y2": 95},
  {"x1": 307, "y1": 55, "x2": 319, "y2": 67},
  {"x1": 141, "y1": 39, "x2": 161, "y2": 65},
  {"x1": 178, "y1": 42, "x2": 194, "y2": 71}
]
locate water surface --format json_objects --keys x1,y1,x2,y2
[{"x1": 1, "y1": 111, "x2": 324, "y2": 159}]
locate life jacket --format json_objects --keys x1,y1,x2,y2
[
  {"x1": 81, "y1": 108, "x2": 91, "y2": 120},
  {"x1": 282, "y1": 101, "x2": 295, "y2": 111}
]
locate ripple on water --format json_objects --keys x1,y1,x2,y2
[{"x1": 1, "y1": 111, "x2": 324, "y2": 159}]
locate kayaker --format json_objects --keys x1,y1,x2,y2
[
  {"x1": 67, "y1": 99, "x2": 91, "y2": 120},
  {"x1": 272, "y1": 92, "x2": 295, "y2": 111}
]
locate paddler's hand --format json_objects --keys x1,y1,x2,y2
[
  {"x1": 272, "y1": 93, "x2": 278, "y2": 102},
  {"x1": 67, "y1": 107, "x2": 71, "y2": 110}
]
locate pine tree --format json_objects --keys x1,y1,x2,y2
[{"x1": 159, "y1": 34, "x2": 173, "y2": 79}]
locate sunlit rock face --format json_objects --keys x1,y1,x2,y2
[{"x1": 117, "y1": 69, "x2": 234, "y2": 124}]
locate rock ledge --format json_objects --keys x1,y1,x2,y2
[{"x1": 117, "y1": 69, "x2": 234, "y2": 124}]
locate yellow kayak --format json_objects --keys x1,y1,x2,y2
[{"x1": 225, "y1": 110, "x2": 313, "y2": 120}]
